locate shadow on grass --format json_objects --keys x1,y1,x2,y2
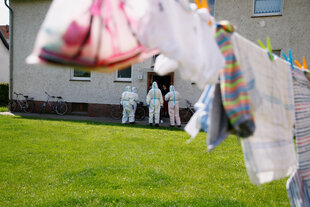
[
  {"x1": 62, "y1": 166, "x2": 176, "y2": 190},
  {"x1": 12, "y1": 114, "x2": 184, "y2": 132},
  {"x1": 35, "y1": 195, "x2": 246, "y2": 207}
]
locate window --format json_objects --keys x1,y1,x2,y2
[
  {"x1": 115, "y1": 66, "x2": 132, "y2": 81},
  {"x1": 253, "y1": 0, "x2": 283, "y2": 16},
  {"x1": 208, "y1": 0, "x2": 215, "y2": 16},
  {"x1": 272, "y1": 49, "x2": 281, "y2": 57},
  {"x1": 71, "y1": 103, "x2": 88, "y2": 114},
  {"x1": 71, "y1": 69, "x2": 91, "y2": 81}
]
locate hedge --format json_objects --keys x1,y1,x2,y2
[{"x1": 0, "y1": 83, "x2": 9, "y2": 106}]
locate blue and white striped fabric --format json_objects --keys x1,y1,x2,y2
[
  {"x1": 232, "y1": 33, "x2": 296, "y2": 185},
  {"x1": 287, "y1": 68, "x2": 310, "y2": 206},
  {"x1": 185, "y1": 84, "x2": 215, "y2": 142}
]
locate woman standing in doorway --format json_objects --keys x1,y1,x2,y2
[{"x1": 161, "y1": 84, "x2": 169, "y2": 117}]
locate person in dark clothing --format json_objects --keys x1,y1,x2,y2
[{"x1": 161, "y1": 84, "x2": 169, "y2": 117}]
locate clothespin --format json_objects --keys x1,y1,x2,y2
[
  {"x1": 282, "y1": 49, "x2": 294, "y2": 70},
  {"x1": 294, "y1": 57, "x2": 308, "y2": 70},
  {"x1": 195, "y1": 0, "x2": 209, "y2": 10},
  {"x1": 257, "y1": 36, "x2": 274, "y2": 61},
  {"x1": 195, "y1": 0, "x2": 213, "y2": 26}
]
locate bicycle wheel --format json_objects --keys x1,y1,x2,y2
[
  {"x1": 110, "y1": 105, "x2": 122, "y2": 120},
  {"x1": 179, "y1": 109, "x2": 193, "y2": 124},
  {"x1": 135, "y1": 106, "x2": 146, "y2": 121},
  {"x1": 8, "y1": 100, "x2": 17, "y2": 112},
  {"x1": 56, "y1": 102, "x2": 68, "y2": 115},
  {"x1": 39, "y1": 102, "x2": 47, "y2": 114},
  {"x1": 23, "y1": 101, "x2": 35, "y2": 113}
]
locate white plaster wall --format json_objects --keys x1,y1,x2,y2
[
  {"x1": 215, "y1": 0, "x2": 310, "y2": 62},
  {"x1": 11, "y1": 1, "x2": 202, "y2": 107},
  {"x1": 0, "y1": 43, "x2": 9, "y2": 83}
]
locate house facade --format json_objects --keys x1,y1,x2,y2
[
  {"x1": 9, "y1": 0, "x2": 202, "y2": 116},
  {"x1": 8, "y1": 0, "x2": 310, "y2": 116},
  {"x1": 214, "y1": 0, "x2": 310, "y2": 61},
  {"x1": 0, "y1": 25, "x2": 9, "y2": 83}
]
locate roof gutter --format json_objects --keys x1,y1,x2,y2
[{"x1": 4, "y1": 0, "x2": 13, "y2": 100}]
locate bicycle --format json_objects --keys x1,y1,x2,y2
[
  {"x1": 110, "y1": 102, "x2": 146, "y2": 121},
  {"x1": 110, "y1": 104, "x2": 123, "y2": 119},
  {"x1": 179, "y1": 99, "x2": 195, "y2": 124},
  {"x1": 40, "y1": 91, "x2": 68, "y2": 115},
  {"x1": 9, "y1": 92, "x2": 35, "y2": 113},
  {"x1": 135, "y1": 102, "x2": 146, "y2": 121}
]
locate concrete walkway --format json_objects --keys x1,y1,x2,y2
[{"x1": 0, "y1": 112, "x2": 184, "y2": 129}]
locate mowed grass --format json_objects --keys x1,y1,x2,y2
[{"x1": 0, "y1": 115, "x2": 289, "y2": 207}]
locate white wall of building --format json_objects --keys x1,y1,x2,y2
[
  {"x1": 215, "y1": 0, "x2": 310, "y2": 62},
  {"x1": 0, "y1": 42, "x2": 9, "y2": 83},
  {"x1": 11, "y1": 0, "x2": 202, "y2": 107}
]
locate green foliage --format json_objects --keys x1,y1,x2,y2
[
  {"x1": 0, "y1": 106, "x2": 8, "y2": 112},
  {"x1": 0, "y1": 116, "x2": 290, "y2": 206},
  {"x1": 0, "y1": 83, "x2": 9, "y2": 106}
]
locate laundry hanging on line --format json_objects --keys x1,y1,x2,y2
[
  {"x1": 26, "y1": 0, "x2": 157, "y2": 72},
  {"x1": 232, "y1": 33, "x2": 296, "y2": 185},
  {"x1": 287, "y1": 68, "x2": 310, "y2": 206},
  {"x1": 185, "y1": 22, "x2": 255, "y2": 151},
  {"x1": 138, "y1": 0, "x2": 225, "y2": 89}
]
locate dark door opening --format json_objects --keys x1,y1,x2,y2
[{"x1": 147, "y1": 72, "x2": 174, "y2": 93}]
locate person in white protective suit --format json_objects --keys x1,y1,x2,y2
[
  {"x1": 165, "y1": 85, "x2": 181, "y2": 127},
  {"x1": 121, "y1": 86, "x2": 135, "y2": 124},
  {"x1": 131, "y1": 87, "x2": 139, "y2": 123},
  {"x1": 146, "y1": 81, "x2": 163, "y2": 126}
]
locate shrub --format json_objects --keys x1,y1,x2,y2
[{"x1": 0, "y1": 83, "x2": 9, "y2": 106}]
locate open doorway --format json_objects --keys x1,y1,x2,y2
[
  {"x1": 147, "y1": 72, "x2": 174, "y2": 119},
  {"x1": 147, "y1": 72, "x2": 174, "y2": 93}
]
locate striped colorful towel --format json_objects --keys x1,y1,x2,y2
[
  {"x1": 216, "y1": 22, "x2": 255, "y2": 137},
  {"x1": 232, "y1": 33, "x2": 296, "y2": 185},
  {"x1": 287, "y1": 68, "x2": 310, "y2": 206}
]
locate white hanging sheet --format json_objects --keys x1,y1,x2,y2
[
  {"x1": 232, "y1": 33, "x2": 296, "y2": 185},
  {"x1": 136, "y1": 0, "x2": 225, "y2": 89}
]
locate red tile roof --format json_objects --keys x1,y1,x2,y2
[{"x1": 0, "y1": 25, "x2": 9, "y2": 40}]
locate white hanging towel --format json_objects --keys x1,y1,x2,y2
[
  {"x1": 135, "y1": 0, "x2": 225, "y2": 89},
  {"x1": 231, "y1": 33, "x2": 296, "y2": 185},
  {"x1": 154, "y1": 54, "x2": 179, "y2": 76}
]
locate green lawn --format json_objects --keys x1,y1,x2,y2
[{"x1": 0, "y1": 115, "x2": 290, "y2": 206}]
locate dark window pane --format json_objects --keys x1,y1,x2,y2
[
  {"x1": 74, "y1": 69, "x2": 90, "y2": 78},
  {"x1": 273, "y1": 49, "x2": 281, "y2": 57},
  {"x1": 117, "y1": 66, "x2": 132, "y2": 79},
  {"x1": 208, "y1": 0, "x2": 215, "y2": 16},
  {"x1": 254, "y1": 0, "x2": 282, "y2": 14}
]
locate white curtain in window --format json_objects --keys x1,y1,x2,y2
[{"x1": 254, "y1": 0, "x2": 282, "y2": 14}]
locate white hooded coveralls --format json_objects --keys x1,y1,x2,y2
[
  {"x1": 121, "y1": 86, "x2": 135, "y2": 123},
  {"x1": 165, "y1": 85, "x2": 181, "y2": 126},
  {"x1": 131, "y1": 87, "x2": 139, "y2": 121},
  {"x1": 146, "y1": 82, "x2": 163, "y2": 124}
]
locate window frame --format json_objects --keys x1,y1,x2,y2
[
  {"x1": 272, "y1": 49, "x2": 282, "y2": 57},
  {"x1": 252, "y1": 0, "x2": 283, "y2": 17},
  {"x1": 70, "y1": 68, "x2": 91, "y2": 81},
  {"x1": 208, "y1": 0, "x2": 215, "y2": 16},
  {"x1": 115, "y1": 66, "x2": 132, "y2": 82}
]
